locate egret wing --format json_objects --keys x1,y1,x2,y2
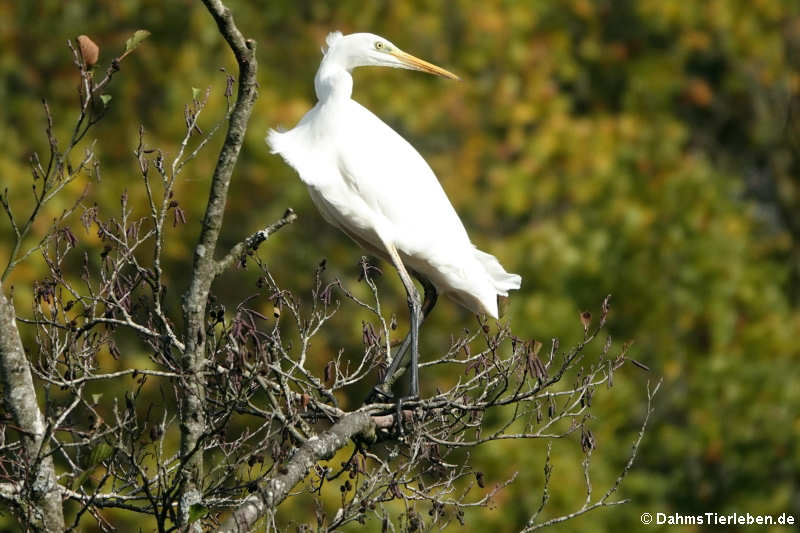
[{"x1": 334, "y1": 100, "x2": 471, "y2": 256}]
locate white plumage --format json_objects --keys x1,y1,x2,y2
[{"x1": 267, "y1": 32, "x2": 520, "y2": 319}]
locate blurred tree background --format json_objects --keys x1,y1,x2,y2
[{"x1": 2, "y1": 0, "x2": 800, "y2": 531}]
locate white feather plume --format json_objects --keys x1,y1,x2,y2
[{"x1": 322, "y1": 31, "x2": 343, "y2": 55}]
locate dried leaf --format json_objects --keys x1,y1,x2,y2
[
  {"x1": 581, "y1": 427, "x2": 596, "y2": 453},
  {"x1": 527, "y1": 351, "x2": 548, "y2": 383}
]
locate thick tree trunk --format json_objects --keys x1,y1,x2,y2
[
  {"x1": 0, "y1": 284, "x2": 64, "y2": 531},
  {"x1": 177, "y1": 0, "x2": 258, "y2": 529}
]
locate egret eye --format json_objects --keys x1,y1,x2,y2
[{"x1": 375, "y1": 41, "x2": 385, "y2": 51}]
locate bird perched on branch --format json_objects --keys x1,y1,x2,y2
[{"x1": 267, "y1": 31, "x2": 521, "y2": 403}]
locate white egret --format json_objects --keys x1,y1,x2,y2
[{"x1": 267, "y1": 32, "x2": 521, "y2": 401}]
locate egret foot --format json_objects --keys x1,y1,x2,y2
[
  {"x1": 395, "y1": 394, "x2": 418, "y2": 435},
  {"x1": 365, "y1": 384, "x2": 394, "y2": 405}
]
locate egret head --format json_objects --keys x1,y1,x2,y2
[{"x1": 324, "y1": 31, "x2": 459, "y2": 80}]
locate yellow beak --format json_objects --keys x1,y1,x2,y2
[{"x1": 390, "y1": 50, "x2": 460, "y2": 80}]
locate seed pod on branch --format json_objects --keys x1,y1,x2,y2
[
  {"x1": 580, "y1": 311, "x2": 592, "y2": 334},
  {"x1": 77, "y1": 35, "x2": 99, "y2": 68}
]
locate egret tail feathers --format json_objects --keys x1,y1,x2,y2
[
  {"x1": 447, "y1": 248, "x2": 520, "y2": 319},
  {"x1": 473, "y1": 248, "x2": 521, "y2": 295}
]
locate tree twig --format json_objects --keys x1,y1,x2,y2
[{"x1": 178, "y1": 0, "x2": 258, "y2": 528}]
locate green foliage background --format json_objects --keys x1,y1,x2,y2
[{"x1": 2, "y1": 0, "x2": 800, "y2": 531}]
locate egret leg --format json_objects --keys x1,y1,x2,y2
[
  {"x1": 377, "y1": 274, "x2": 437, "y2": 392},
  {"x1": 370, "y1": 244, "x2": 423, "y2": 423}
]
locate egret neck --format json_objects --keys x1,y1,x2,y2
[{"x1": 314, "y1": 54, "x2": 354, "y2": 103}]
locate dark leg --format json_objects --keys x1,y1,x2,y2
[
  {"x1": 418, "y1": 274, "x2": 439, "y2": 318},
  {"x1": 380, "y1": 274, "x2": 437, "y2": 387},
  {"x1": 368, "y1": 272, "x2": 437, "y2": 403},
  {"x1": 387, "y1": 245, "x2": 421, "y2": 396},
  {"x1": 381, "y1": 246, "x2": 420, "y2": 436},
  {"x1": 407, "y1": 292, "x2": 420, "y2": 398}
]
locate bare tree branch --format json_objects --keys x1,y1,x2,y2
[
  {"x1": 215, "y1": 208, "x2": 298, "y2": 275},
  {"x1": 178, "y1": 0, "x2": 258, "y2": 528},
  {"x1": 522, "y1": 380, "x2": 661, "y2": 531},
  {"x1": 220, "y1": 411, "x2": 376, "y2": 532}
]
